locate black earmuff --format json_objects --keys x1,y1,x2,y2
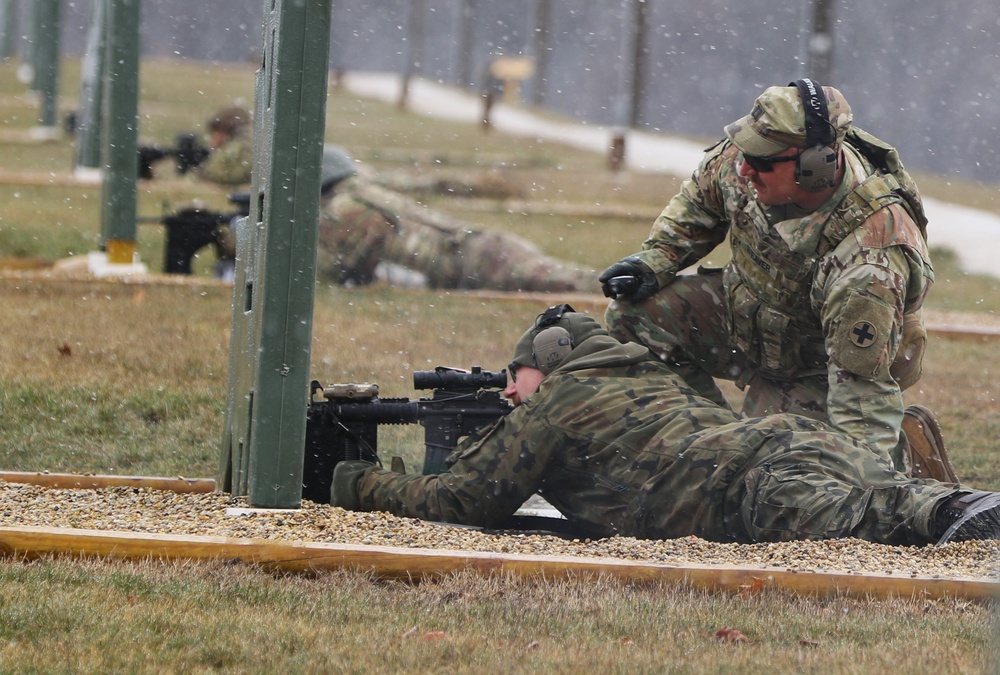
[{"x1": 790, "y1": 78, "x2": 838, "y2": 192}]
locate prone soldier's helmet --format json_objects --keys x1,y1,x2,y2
[
  {"x1": 208, "y1": 106, "x2": 251, "y2": 137},
  {"x1": 320, "y1": 144, "x2": 358, "y2": 196},
  {"x1": 509, "y1": 304, "x2": 607, "y2": 376}
]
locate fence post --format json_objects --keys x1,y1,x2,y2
[
  {"x1": 29, "y1": 0, "x2": 60, "y2": 139},
  {"x1": 0, "y1": 0, "x2": 17, "y2": 60},
  {"x1": 93, "y1": 0, "x2": 145, "y2": 274},
  {"x1": 74, "y1": 0, "x2": 108, "y2": 178},
  {"x1": 218, "y1": 0, "x2": 333, "y2": 509}
]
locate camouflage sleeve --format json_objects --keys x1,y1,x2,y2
[
  {"x1": 355, "y1": 405, "x2": 558, "y2": 527},
  {"x1": 630, "y1": 142, "x2": 735, "y2": 287},
  {"x1": 819, "y1": 243, "x2": 914, "y2": 461},
  {"x1": 818, "y1": 203, "x2": 933, "y2": 462}
]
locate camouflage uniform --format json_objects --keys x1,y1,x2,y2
[
  {"x1": 195, "y1": 128, "x2": 253, "y2": 187},
  {"x1": 193, "y1": 106, "x2": 254, "y2": 187},
  {"x1": 318, "y1": 174, "x2": 600, "y2": 293},
  {"x1": 604, "y1": 84, "x2": 932, "y2": 468},
  {"x1": 331, "y1": 314, "x2": 957, "y2": 545}
]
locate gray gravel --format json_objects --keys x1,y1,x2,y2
[{"x1": 1, "y1": 481, "x2": 997, "y2": 581}]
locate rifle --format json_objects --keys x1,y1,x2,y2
[
  {"x1": 138, "y1": 192, "x2": 250, "y2": 275},
  {"x1": 137, "y1": 132, "x2": 212, "y2": 179},
  {"x1": 302, "y1": 366, "x2": 512, "y2": 504}
]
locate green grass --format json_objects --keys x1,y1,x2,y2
[{"x1": 0, "y1": 57, "x2": 998, "y2": 672}]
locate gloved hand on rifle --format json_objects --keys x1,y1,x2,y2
[
  {"x1": 330, "y1": 460, "x2": 376, "y2": 509},
  {"x1": 598, "y1": 256, "x2": 660, "y2": 301}
]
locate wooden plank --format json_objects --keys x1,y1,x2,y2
[
  {"x1": 0, "y1": 525, "x2": 995, "y2": 603},
  {"x1": 927, "y1": 325, "x2": 1000, "y2": 342},
  {"x1": 0, "y1": 472, "x2": 215, "y2": 493}
]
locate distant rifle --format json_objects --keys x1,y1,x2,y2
[
  {"x1": 302, "y1": 366, "x2": 512, "y2": 504},
  {"x1": 138, "y1": 192, "x2": 250, "y2": 275},
  {"x1": 137, "y1": 132, "x2": 212, "y2": 179}
]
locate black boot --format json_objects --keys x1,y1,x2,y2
[{"x1": 934, "y1": 491, "x2": 1000, "y2": 544}]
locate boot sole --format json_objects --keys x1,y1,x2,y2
[{"x1": 938, "y1": 492, "x2": 1000, "y2": 543}]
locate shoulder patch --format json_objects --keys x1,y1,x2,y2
[{"x1": 830, "y1": 290, "x2": 894, "y2": 379}]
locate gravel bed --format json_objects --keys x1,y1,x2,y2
[{"x1": 1, "y1": 481, "x2": 997, "y2": 581}]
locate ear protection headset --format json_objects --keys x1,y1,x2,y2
[
  {"x1": 532, "y1": 304, "x2": 576, "y2": 374},
  {"x1": 790, "y1": 78, "x2": 839, "y2": 192}
]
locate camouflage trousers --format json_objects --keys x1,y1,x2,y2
[
  {"x1": 349, "y1": 411, "x2": 959, "y2": 544},
  {"x1": 605, "y1": 269, "x2": 828, "y2": 419},
  {"x1": 728, "y1": 416, "x2": 955, "y2": 544}
]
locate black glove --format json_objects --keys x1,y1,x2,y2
[{"x1": 598, "y1": 257, "x2": 659, "y2": 301}]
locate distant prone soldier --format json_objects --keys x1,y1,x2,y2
[
  {"x1": 194, "y1": 105, "x2": 254, "y2": 187},
  {"x1": 316, "y1": 146, "x2": 601, "y2": 294},
  {"x1": 136, "y1": 105, "x2": 252, "y2": 188}
]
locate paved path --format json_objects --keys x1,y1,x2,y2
[{"x1": 341, "y1": 72, "x2": 1000, "y2": 279}]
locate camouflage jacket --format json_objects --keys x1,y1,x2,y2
[
  {"x1": 629, "y1": 138, "x2": 933, "y2": 456},
  {"x1": 347, "y1": 335, "x2": 950, "y2": 543}
]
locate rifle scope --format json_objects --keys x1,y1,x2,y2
[{"x1": 413, "y1": 366, "x2": 506, "y2": 391}]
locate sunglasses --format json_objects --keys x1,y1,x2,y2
[{"x1": 741, "y1": 152, "x2": 798, "y2": 173}]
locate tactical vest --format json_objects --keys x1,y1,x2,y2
[{"x1": 723, "y1": 134, "x2": 924, "y2": 383}]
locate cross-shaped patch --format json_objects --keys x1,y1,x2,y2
[{"x1": 850, "y1": 321, "x2": 878, "y2": 348}]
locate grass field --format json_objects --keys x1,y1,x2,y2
[{"x1": 0, "y1": 58, "x2": 998, "y2": 672}]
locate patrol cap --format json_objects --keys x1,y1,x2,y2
[
  {"x1": 320, "y1": 144, "x2": 357, "y2": 194},
  {"x1": 724, "y1": 84, "x2": 853, "y2": 156},
  {"x1": 509, "y1": 304, "x2": 608, "y2": 376}
]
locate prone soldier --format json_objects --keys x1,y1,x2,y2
[
  {"x1": 195, "y1": 105, "x2": 253, "y2": 187},
  {"x1": 135, "y1": 105, "x2": 253, "y2": 279},
  {"x1": 327, "y1": 305, "x2": 1000, "y2": 547},
  {"x1": 137, "y1": 105, "x2": 253, "y2": 188},
  {"x1": 316, "y1": 145, "x2": 601, "y2": 294}
]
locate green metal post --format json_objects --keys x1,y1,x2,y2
[
  {"x1": 0, "y1": 0, "x2": 17, "y2": 60},
  {"x1": 31, "y1": 0, "x2": 60, "y2": 135},
  {"x1": 98, "y1": 0, "x2": 140, "y2": 264},
  {"x1": 218, "y1": 0, "x2": 332, "y2": 508},
  {"x1": 75, "y1": 0, "x2": 108, "y2": 174},
  {"x1": 16, "y1": 0, "x2": 33, "y2": 86}
]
